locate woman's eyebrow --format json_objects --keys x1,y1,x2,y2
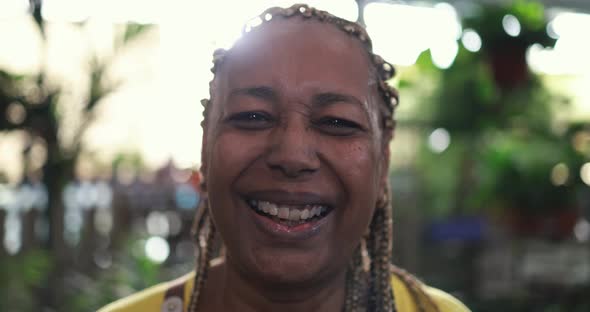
[
  {"x1": 228, "y1": 87, "x2": 366, "y2": 112},
  {"x1": 229, "y1": 86, "x2": 278, "y2": 103},
  {"x1": 312, "y1": 92, "x2": 366, "y2": 111}
]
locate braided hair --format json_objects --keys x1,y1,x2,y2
[{"x1": 189, "y1": 4, "x2": 401, "y2": 312}]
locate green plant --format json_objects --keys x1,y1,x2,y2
[
  {"x1": 412, "y1": 0, "x2": 575, "y2": 217},
  {"x1": 0, "y1": 249, "x2": 53, "y2": 311}
]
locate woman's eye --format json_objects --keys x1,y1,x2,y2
[
  {"x1": 226, "y1": 111, "x2": 274, "y2": 130},
  {"x1": 315, "y1": 117, "x2": 364, "y2": 136}
]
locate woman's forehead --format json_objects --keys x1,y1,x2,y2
[
  {"x1": 220, "y1": 18, "x2": 372, "y2": 95},
  {"x1": 232, "y1": 18, "x2": 366, "y2": 57}
]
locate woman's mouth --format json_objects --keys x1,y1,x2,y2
[{"x1": 245, "y1": 199, "x2": 333, "y2": 227}]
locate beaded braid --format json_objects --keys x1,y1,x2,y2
[
  {"x1": 365, "y1": 182, "x2": 395, "y2": 312},
  {"x1": 187, "y1": 192, "x2": 217, "y2": 312},
  {"x1": 189, "y1": 4, "x2": 403, "y2": 312},
  {"x1": 344, "y1": 244, "x2": 367, "y2": 312}
]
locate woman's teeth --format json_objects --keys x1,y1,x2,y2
[{"x1": 248, "y1": 200, "x2": 327, "y2": 222}]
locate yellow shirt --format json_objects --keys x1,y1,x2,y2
[{"x1": 99, "y1": 269, "x2": 470, "y2": 312}]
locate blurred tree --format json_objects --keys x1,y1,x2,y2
[{"x1": 0, "y1": 1, "x2": 151, "y2": 309}]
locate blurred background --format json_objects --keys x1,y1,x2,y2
[{"x1": 0, "y1": 0, "x2": 589, "y2": 311}]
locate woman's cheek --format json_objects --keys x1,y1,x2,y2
[
  {"x1": 329, "y1": 139, "x2": 378, "y2": 182},
  {"x1": 211, "y1": 131, "x2": 266, "y2": 171}
]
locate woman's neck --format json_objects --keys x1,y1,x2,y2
[{"x1": 198, "y1": 258, "x2": 347, "y2": 312}]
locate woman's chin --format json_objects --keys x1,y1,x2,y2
[{"x1": 242, "y1": 249, "x2": 335, "y2": 286}]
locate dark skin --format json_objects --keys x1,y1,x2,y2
[{"x1": 199, "y1": 18, "x2": 391, "y2": 312}]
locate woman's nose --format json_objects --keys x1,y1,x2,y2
[{"x1": 265, "y1": 120, "x2": 320, "y2": 179}]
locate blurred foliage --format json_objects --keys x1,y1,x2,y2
[
  {"x1": 393, "y1": 3, "x2": 589, "y2": 310},
  {"x1": 425, "y1": 48, "x2": 556, "y2": 133},
  {"x1": 402, "y1": 0, "x2": 587, "y2": 219},
  {"x1": 0, "y1": 249, "x2": 53, "y2": 311},
  {"x1": 463, "y1": 0, "x2": 554, "y2": 49},
  {"x1": 475, "y1": 130, "x2": 585, "y2": 214},
  {"x1": 0, "y1": 3, "x2": 154, "y2": 311},
  {"x1": 0, "y1": 239, "x2": 180, "y2": 311},
  {"x1": 60, "y1": 239, "x2": 162, "y2": 312}
]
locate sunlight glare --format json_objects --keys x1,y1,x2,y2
[
  {"x1": 527, "y1": 12, "x2": 590, "y2": 75},
  {"x1": 365, "y1": 2, "x2": 460, "y2": 67},
  {"x1": 0, "y1": 0, "x2": 29, "y2": 19}
]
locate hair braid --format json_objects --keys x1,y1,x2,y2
[
  {"x1": 345, "y1": 244, "x2": 368, "y2": 312},
  {"x1": 366, "y1": 181, "x2": 394, "y2": 312},
  {"x1": 189, "y1": 4, "x2": 401, "y2": 311},
  {"x1": 187, "y1": 197, "x2": 217, "y2": 312},
  {"x1": 377, "y1": 183, "x2": 394, "y2": 311}
]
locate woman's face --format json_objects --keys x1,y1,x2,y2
[{"x1": 203, "y1": 18, "x2": 390, "y2": 286}]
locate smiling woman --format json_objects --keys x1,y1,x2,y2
[{"x1": 99, "y1": 4, "x2": 469, "y2": 312}]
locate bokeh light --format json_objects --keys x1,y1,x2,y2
[
  {"x1": 574, "y1": 219, "x2": 590, "y2": 242},
  {"x1": 462, "y1": 29, "x2": 482, "y2": 52},
  {"x1": 431, "y1": 40, "x2": 459, "y2": 69},
  {"x1": 94, "y1": 208, "x2": 113, "y2": 236},
  {"x1": 146, "y1": 211, "x2": 170, "y2": 237},
  {"x1": 145, "y1": 236, "x2": 170, "y2": 263},
  {"x1": 550, "y1": 163, "x2": 569, "y2": 186},
  {"x1": 6, "y1": 102, "x2": 26, "y2": 125},
  {"x1": 550, "y1": 12, "x2": 590, "y2": 39},
  {"x1": 572, "y1": 131, "x2": 590, "y2": 155},
  {"x1": 428, "y1": 128, "x2": 451, "y2": 153},
  {"x1": 581, "y1": 163, "x2": 590, "y2": 186},
  {"x1": 175, "y1": 184, "x2": 199, "y2": 210},
  {"x1": 29, "y1": 138, "x2": 48, "y2": 171},
  {"x1": 546, "y1": 20, "x2": 560, "y2": 39},
  {"x1": 527, "y1": 12, "x2": 590, "y2": 75},
  {"x1": 502, "y1": 14, "x2": 521, "y2": 37},
  {"x1": 4, "y1": 212, "x2": 22, "y2": 255},
  {"x1": 64, "y1": 209, "x2": 83, "y2": 246}
]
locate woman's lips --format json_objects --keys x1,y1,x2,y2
[
  {"x1": 241, "y1": 190, "x2": 335, "y2": 238},
  {"x1": 244, "y1": 190, "x2": 333, "y2": 207},
  {"x1": 248, "y1": 199, "x2": 329, "y2": 222}
]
